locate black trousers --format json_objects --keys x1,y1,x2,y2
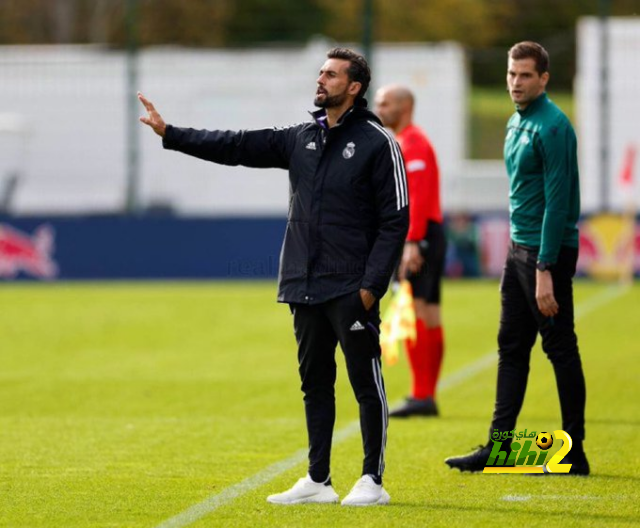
[
  {"x1": 291, "y1": 291, "x2": 388, "y2": 483},
  {"x1": 490, "y1": 242, "x2": 586, "y2": 444}
]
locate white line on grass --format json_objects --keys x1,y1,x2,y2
[
  {"x1": 153, "y1": 283, "x2": 628, "y2": 528},
  {"x1": 574, "y1": 283, "x2": 629, "y2": 319},
  {"x1": 501, "y1": 494, "x2": 608, "y2": 502}
]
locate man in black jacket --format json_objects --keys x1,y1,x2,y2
[{"x1": 139, "y1": 48, "x2": 408, "y2": 506}]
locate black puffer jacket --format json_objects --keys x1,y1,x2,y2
[{"x1": 163, "y1": 101, "x2": 409, "y2": 304}]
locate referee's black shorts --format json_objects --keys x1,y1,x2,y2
[{"x1": 401, "y1": 220, "x2": 447, "y2": 304}]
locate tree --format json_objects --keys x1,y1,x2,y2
[
  {"x1": 318, "y1": 0, "x2": 510, "y2": 48},
  {"x1": 225, "y1": 0, "x2": 328, "y2": 45},
  {"x1": 1, "y1": 0, "x2": 639, "y2": 89}
]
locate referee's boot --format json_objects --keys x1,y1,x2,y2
[
  {"x1": 389, "y1": 396, "x2": 438, "y2": 418},
  {"x1": 560, "y1": 448, "x2": 590, "y2": 476},
  {"x1": 445, "y1": 441, "x2": 512, "y2": 472},
  {"x1": 544, "y1": 446, "x2": 590, "y2": 476},
  {"x1": 524, "y1": 440, "x2": 590, "y2": 477}
]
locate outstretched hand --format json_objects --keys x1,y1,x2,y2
[{"x1": 138, "y1": 92, "x2": 166, "y2": 137}]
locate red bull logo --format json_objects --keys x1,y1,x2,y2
[
  {"x1": 578, "y1": 214, "x2": 639, "y2": 280},
  {"x1": 0, "y1": 223, "x2": 58, "y2": 279}
]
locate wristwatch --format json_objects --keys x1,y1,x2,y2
[{"x1": 536, "y1": 261, "x2": 553, "y2": 272}]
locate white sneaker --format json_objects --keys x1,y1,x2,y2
[
  {"x1": 341, "y1": 475, "x2": 390, "y2": 506},
  {"x1": 266, "y1": 475, "x2": 339, "y2": 505}
]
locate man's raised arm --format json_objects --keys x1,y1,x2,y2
[{"x1": 138, "y1": 92, "x2": 296, "y2": 170}]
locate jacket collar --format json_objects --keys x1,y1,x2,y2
[
  {"x1": 517, "y1": 92, "x2": 548, "y2": 117},
  {"x1": 309, "y1": 98, "x2": 378, "y2": 129}
]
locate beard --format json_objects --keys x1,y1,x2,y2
[{"x1": 314, "y1": 90, "x2": 348, "y2": 109}]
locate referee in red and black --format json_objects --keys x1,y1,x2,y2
[
  {"x1": 375, "y1": 85, "x2": 446, "y2": 417},
  {"x1": 139, "y1": 48, "x2": 408, "y2": 506}
]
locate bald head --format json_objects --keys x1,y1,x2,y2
[
  {"x1": 374, "y1": 84, "x2": 415, "y2": 133},
  {"x1": 383, "y1": 85, "x2": 415, "y2": 107}
]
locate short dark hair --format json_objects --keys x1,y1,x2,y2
[
  {"x1": 327, "y1": 47, "x2": 371, "y2": 100},
  {"x1": 508, "y1": 41, "x2": 550, "y2": 75}
]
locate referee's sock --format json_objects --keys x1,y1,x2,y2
[
  {"x1": 423, "y1": 324, "x2": 444, "y2": 399},
  {"x1": 406, "y1": 320, "x2": 429, "y2": 399},
  {"x1": 407, "y1": 320, "x2": 444, "y2": 399}
]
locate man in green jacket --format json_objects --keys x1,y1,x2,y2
[{"x1": 445, "y1": 41, "x2": 589, "y2": 475}]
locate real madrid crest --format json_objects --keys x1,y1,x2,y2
[{"x1": 343, "y1": 142, "x2": 356, "y2": 159}]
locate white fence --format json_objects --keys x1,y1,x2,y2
[
  {"x1": 576, "y1": 16, "x2": 640, "y2": 212},
  {"x1": 0, "y1": 41, "x2": 467, "y2": 215},
  {"x1": 5, "y1": 24, "x2": 635, "y2": 218}
]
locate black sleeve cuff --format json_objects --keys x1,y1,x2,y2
[{"x1": 161, "y1": 124, "x2": 176, "y2": 149}]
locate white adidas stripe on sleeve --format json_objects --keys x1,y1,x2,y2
[{"x1": 367, "y1": 121, "x2": 408, "y2": 210}]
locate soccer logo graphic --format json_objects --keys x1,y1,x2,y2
[
  {"x1": 536, "y1": 431, "x2": 554, "y2": 450},
  {"x1": 343, "y1": 142, "x2": 356, "y2": 159}
]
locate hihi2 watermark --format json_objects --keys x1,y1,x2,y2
[{"x1": 483, "y1": 429, "x2": 573, "y2": 474}]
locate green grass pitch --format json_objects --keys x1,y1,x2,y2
[{"x1": 0, "y1": 280, "x2": 638, "y2": 527}]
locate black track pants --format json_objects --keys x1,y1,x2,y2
[{"x1": 291, "y1": 291, "x2": 388, "y2": 483}]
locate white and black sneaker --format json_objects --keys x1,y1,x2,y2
[
  {"x1": 266, "y1": 474, "x2": 339, "y2": 505},
  {"x1": 341, "y1": 475, "x2": 390, "y2": 506}
]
